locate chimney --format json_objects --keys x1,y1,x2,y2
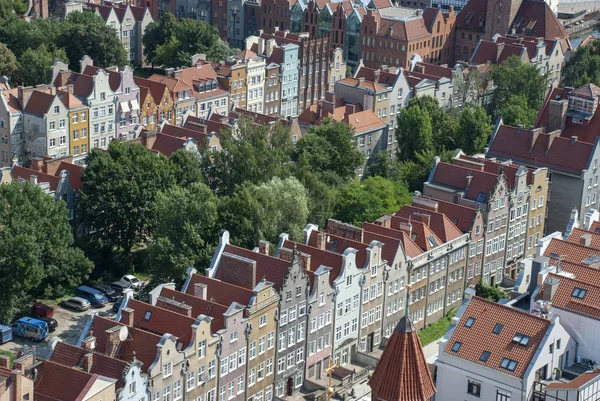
[
  {"x1": 66, "y1": 84, "x2": 74, "y2": 95},
  {"x1": 218, "y1": 252, "x2": 257, "y2": 289},
  {"x1": 30, "y1": 175, "x2": 38, "y2": 185},
  {"x1": 580, "y1": 234, "x2": 592, "y2": 247},
  {"x1": 120, "y1": 307, "x2": 135, "y2": 327},
  {"x1": 193, "y1": 283, "x2": 208, "y2": 299},
  {"x1": 529, "y1": 127, "x2": 543, "y2": 152},
  {"x1": 417, "y1": 213, "x2": 431, "y2": 227},
  {"x1": 0, "y1": 356, "x2": 9, "y2": 369},
  {"x1": 11, "y1": 369, "x2": 22, "y2": 401},
  {"x1": 82, "y1": 353, "x2": 93, "y2": 373},
  {"x1": 542, "y1": 276, "x2": 560, "y2": 302},
  {"x1": 82, "y1": 334, "x2": 96, "y2": 351},
  {"x1": 345, "y1": 104, "x2": 356, "y2": 115},
  {"x1": 464, "y1": 173, "x2": 473, "y2": 190},
  {"x1": 325, "y1": 219, "x2": 364, "y2": 242},
  {"x1": 397, "y1": 221, "x2": 413, "y2": 237},
  {"x1": 547, "y1": 99, "x2": 568, "y2": 133},
  {"x1": 278, "y1": 247, "x2": 311, "y2": 271},
  {"x1": 258, "y1": 38, "x2": 265, "y2": 56},
  {"x1": 173, "y1": 69, "x2": 183, "y2": 80},
  {"x1": 30, "y1": 158, "x2": 44, "y2": 172},
  {"x1": 156, "y1": 296, "x2": 193, "y2": 317},
  {"x1": 17, "y1": 86, "x2": 34, "y2": 109},
  {"x1": 259, "y1": 240, "x2": 270, "y2": 255},
  {"x1": 357, "y1": 77, "x2": 365, "y2": 85},
  {"x1": 322, "y1": 92, "x2": 335, "y2": 116},
  {"x1": 104, "y1": 326, "x2": 122, "y2": 358},
  {"x1": 375, "y1": 215, "x2": 392, "y2": 228},
  {"x1": 316, "y1": 232, "x2": 327, "y2": 250},
  {"x1": 266, "y1": 38, "x2": 276, "y2": 58},
  {"x1": 412, "y1": 196, "x2": 439, "y2": 212},
  {"x1": 571, "y1": 136, "x2": 578, "y2": 144}
]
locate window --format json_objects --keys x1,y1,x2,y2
[
  {"x1": 259, "y1": 315, "x2": 267, "y2": 327},
  {"x1": 512, "y1": 333, "x2": 530, "y2": 346},
  {"x1": 237, "y1": 376, "x2": 244, "y2": 394},
  {"x1": 467, "y1": 380, "x2": 481, "y2": 397},
  {"x1": 280, "y1": 311, "x2": 288, "y2": 326},
  {"x1": 198, "y1": 340, "x2": 206, "y2": 358},
  {"x1": 465, "y1": 317, "x2": 475, "y2": 328},
  {"x1": 480, "y1": 351, "x2": 491, "y2": 362},
  {"x1": 230, "y1": 331, "x2": 238, "y2": 342},
  {"x1": 130, "y1": 382, "x2": 137, "y2": 394},
  {"x1": 220, "y1": 357, "x2": 228, "y2": 377},
  {"x1": 267, "y1": 332, "x2": 274, "y2": 349},
  {"x1": 451, "y1": 341, "x2": 462, "y2": 352},
  {"x1": 496, "y1": 390, "x2": 511, "y2": 401},
  {"x1": 164, "y1": 362, "x2": 173, "y2": 378},
  {"x1": 208, "y1": 360, "x2": 216, "y2": 379},
  {"x1": 54, "y1": 106, "x2": 60, "y2": 114},
  {"x1": 572, "y1": 288, "x2": 587, "y2": 299},
  {"x1": 238, "y1": 348, "x2": 246, "y2": 366},
  {"x1": 259, "y1": 336, "x2": 266, "y2": 354},
  {"x1": 173, "y1": 380, "x2": 182, "y2": 400},
  {"x1": 163, "y1": 386, "x2": 171, "y2": 401},
  {"x1": 249, "y1": 342, "x2": 256, "y2": 359},
  {"x1": 499, "y1": 358, "x2": 518, "y2": 372},
  {"x1": 492, "y1": 323, "x2": 504, "y2": 335}
]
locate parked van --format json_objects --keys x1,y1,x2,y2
[
  {"x1": 0, "y1": 325, "x2": 12, "y2": 344},
  {"x1": 75, "y1": 286, "x2": 108, "y2": 307},
  {"x1": 12, "y1": 317, "x2": 49, "y2": 342}
]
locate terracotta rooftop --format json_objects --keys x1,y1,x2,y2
[
  {"x1": 49, "y1": 341, "x2": 128, "y2": 388},
  {"x1": 280, "y1": 239, "x2": 344, "y2": 286},
  {"x1": 368, "y1": 316, "x2": 436, "y2": 401},
  {"x1": 376, "y1": 17, "x2": 430, "y2": 41},
  {"x1": 446, "y1": 296, "x2": 551, "y2": 378},
  {"x1": 361, "y1": 222, "x2": 423, "y2": 258},
  {"x1": 511, "y1": 0, "x2": 569, "y2": 48},
  {"x1": 545, "y1": 371, "x2": 600, "y2": 389},
  {"x1": 395, "y1": 205, "x2": 463, "y2": 243},
  {"x1": 344, "y1": 109, "x2": 387, "y2": 133},
  {"x1": 148, "y1": 74, "x2": 192, "y2": 93},
  {"x1": 336, "y1": 77, "x2": 388, "y2": 93},
  {"x1": 160, "y1": 124, "x2": 209, "y2": 147},
  {"x1": 538, "y1": 273, "x2": 600, "y2": 320},
  {"x1": 23, "y1": 90, "x2": 55, "y2": 116},
  {"x1": 12, "y1": 166, "x2": 61, "y2": 191},
  {"x1": 158, "y1": 287, "x2": 229, "y2": 332},
  {"x1": 567, "y1": 228, "x2": 600, "y2": 249},
  {"x1": 454, "y1": 0, "x2": 487, "y2": 32},
  {"x1": 58, "y1": 90, "x2": 85, "y2": 109},
  {"x1": 430, "y1": 162, "x2": 500, "y2": 203},
  {"x1": 544, "y1": 238, "x2": 600, "y2": 266},
  {"x1": 420, "y1": 196, "x2": 478, "y2": 233},
  {"x1": 307, "y1": 230, "x2": 369, "y2": 269},
  {"x1": 150, "y1": 133, "x2": 186, "y2": 156},
  {"x1": 55, "y1": 161, "x2": 83, "y2": 191},
  {"x1": 1, "y1": 88, "x2": 22, "y2": 113},
  {"x1": 35, "y1": 360, "x2": 98, "y2": 401},
  {"x1": 184, "y1": 274, "x2": 255, "y2": 307},
  {"x1": 133, "y1": 77, "x2": 169, "y2": 105},
  {"x1": 488, "y1": 125, "x2": 595, "y2": 175}
]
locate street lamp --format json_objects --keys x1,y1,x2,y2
[{"x1": 231, "y1": 5, "x2": 239, "y2": 47}]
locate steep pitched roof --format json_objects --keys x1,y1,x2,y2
[
  {"x1": 12, "y1": 166, "x2": 60, "y2": 191},
  {"x1": 134, "y1": 77, "x2": 169, "y2": 105},
  {"x1": 35, "y1": 360, "x2": 98, "y2": 401},
  {"x1": 446, "y1": 296, "x2": 551, "y2": 378},
  {"x1": 24, "y1": 90, "x2": 55, "y2": 116},
  {"x1": 368, "y1": 316, "x2": 436, "y2": 401},
  {"x1": 567, "y1": 228, "x2": 600, "y2": 249},
  {"x1": 83, "y1": 66, "x2": 121, "y2": 92},
  {"x1": 50, "y1": 341, "x2": 128, "y2": 388},
  {"x1": 361, "y1": 222, "x2": 423, "y2": 258},
  {"x1": 544, "y1": 238, "x2": 600, "y2": 266},
  {"x1": 376, "y1": 17, "x2": 430, "y2": 41},
  {"x1": 280, "y1": 239, "x2": 344, "y2": 286},
  {"x1": 454, "y1": 0, "x2": 487, "y2": 31},
  {"x1": 150, "y1": 133, "x2": 186, "y2": 156},
  {"x1": 421, "y1": 196, "x2": 478, "y2": 233},
  {"x1": 344, "y1": 109, "x2": 387, "y2": 133},
  {"x1": 488, "y1": 125, "x2": 595, "y2": 175},
  {"x1": 1, "y1": 88, "x2": 22, "y2": 112},
  {"x1": 184, "y1": 274, "x2": 255, "y2": 307},
  {"x1": 395, "y1": 205, "x2": 463, "y2": 243},
  {"x1": 430, "y1": 162, "x2": 500, "y2": 202},
  {"x1": 58, "y1": 91, "x2": 85, "y2": 109},
  {"x1": 539, "y1": 273, "x2": 600, "y2": 320},
  {"x1": 55, "y1": 161, "x2": 83, "y2": 192},
  {"x1": 511, "y1": 0, "x2": 569, "y2": 46},
  {"x1": 158, "y1": 287, "x2": 229, "y2": 332}
]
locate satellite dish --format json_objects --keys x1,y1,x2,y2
[{"x1": 119, "y1": 325, "x2": 129, "y2": 342}]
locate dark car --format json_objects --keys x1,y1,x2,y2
[
  {"x1": 112, "y1": 297, "x2": 124, "y2": 313},
  {"x1": 109, "y1": 282, "x2": 130, "y2": 294},
  {"x1": 93, "y1": 284, "x2": 120, "y2": 302},
  {"x1": 36, "y1": 317, "x2": 58, "y2": 332},
  {"x1": 32, "y1": 302, "x2": 54, "y2": 318}
]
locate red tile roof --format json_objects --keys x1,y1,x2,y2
[
  {"x1": 363, "y1": 230, "x2": 404, "y2": 266},
  {"x1": 55, "y1": 161, "x2": 83, "y2": 192},
  {"x1": 134, "y1": 77, "x2": 169, "y2": 105},
  {"x1": 369, "y1": 316, "x2": 436, "y2": 401},
  {"x1": 421, "y1": 196, "x2": 478, "y2": 233},
  {"x1": 148, "y1": 75, "x2": 192, "y2": 94},
  {"x1": 151, "y1": 133, "x2": 186, "y2": 156},
  {"x1": 158, "y1": 287, "x2": 229, "y2": 331},
  {"x1": 307, "y1": 230, "x2": 368, "y2": 269},
  {"x1": 376, "y1": 17, "x2": 430, "y2": 41},
  {"x1": 184, "y1": 274, "x2": 255, "y2": 307},
  {"x1": 430, "y1": 162, "x2": 500, "y2": 202},
  {"x1": 24, "y1": 90, "x2": 55, "y2": 116},
  {"x1": 545, "y1": 371, "x2": 600, "y2": 389},
  {"x1": 544, "y1": 238, "x2": 600, "y2": 266},
  {"x1": 280, "y1": 239, "x2": 344, "y2": 286},
  {"x1": 361, "y1": 222, "x2": 423, "y2": 258},
  {"x1": 35, "y1": 360, "x2": 97, "y2": 401},
  {"x1": 567, "y1": 228, "x2": 600, "y2": 249},
  {"x1": 83, "y1": 66, "x2": 121, "y2": 92},
  {"x1": 539, "y1": 273, "x2": 600, "y2": 320},
  {"x1": 488, "y1": 125, "x2": 595, "y2": 175},
  {"x1": 12, "y1": 166, "x2": 61, "y2": 191},
  {"x1": 89, "y1": 315, "x2": 159, "y2": 369},
  {"x1": 511, "y1": 0, "x2": 569, "y2": 46},
  {"x1": 446, "y1": 296, "x2": 551, "y2": 378},
  {"x1": 454, "y1": 0, "x2": 487, "y2": 32},
  {"x1": 68, "y1": 73, "x2": 96, "y2": 99},
  {"x1": 395, "y1": 205, "x2": 463, "y2": 243},
  {"x1": 161, "y1": 124, "x2": 209, "y2": 147},
  {"x1": 124, "y1": 298, "x2": 196, "y2": 348},
  {"x1": 50, "y1": 341, "x2": 128, "y2": 387}
]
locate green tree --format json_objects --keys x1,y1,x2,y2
[
  {"x1": 78, "y1": 141, "x2": 175, "y2": 254},
  {"x1": 562, "y1": 40, "x2": 600, "y2": 87},
  {"x1": 404, "y1": 96, "x2": 458, "y2": 151},
  {"x1": 398, "y1": 148, "x2": 453, "y2": 192},
  {"x1": 489, "y1": 56, "x2": 548, "y2": 118},
  {"x1": 0, "y1": 42, "x2": 16, "y2": 77},
  {"x1": 293, "y1": 118, "x2": 364, "y2": 183},
  {"x1": 13, "y1": 44, "x2": 67, "y2": 86},
  {"x1": 202, "y1": 118, "x2": 294, "y2": 196},
  {"x1": 501, "y1": 94, "x2": 539, "y2": 127},
  {"x1": 366, "y1": 151, "x2": 399, "y2": 180},
  {"x1": 396, "y1": 104, "x2": 433, "y2": 162},
  {"x1": 57, "y1": 12, "x2": 127, "y2": 70},
  {"x1": 0, "y1": 182, "x2": 93, "y2": 323},
  {"x1": 456, "y1": 105, "x2": 492, "y2": 154},
  {"x1": 147, "y1": 183, "x2": 219, "y2": 285},
  {"x1": 218, "y1": 185, "x2": 263, "y2": 249},
  {"x1": 333, "y1": 177, "x2": 412, "y2": 225},
  {"x1": 170, "y1": 148, "x2": 204, "y2": 187}
]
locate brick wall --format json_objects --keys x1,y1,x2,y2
[
  {"x1": 218, "y1": 252, "x2": 257, "y2": 290},
  {"x1": 325, "y1": 219, "x2": 364, "y2": 242}
]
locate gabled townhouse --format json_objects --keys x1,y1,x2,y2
[
  {"x1": 405, "y1": 69, "x2": 454, "y2": 109},
  {"x1": 274, "y1": 235, "x2": 362, "y2": 369},
  {"x1": 23, "y1": 88, "x2": 70, "y2": 161},
  {"x1": 213, "y1": 59, "x2": 248, "y2": 111},
  {"x1": 83, "y1": 65, "x2": 141, "y2": 140},
  {"x1": 236, "y1": 48, "x2": 266, "y2": 114},
  {"x1": 35, "y1": 359, "x2": 117, "y2": 401},
  {"x1": 302, "y1": 222, "x2": 388, "y2": 356},
  {"x1": 334, "y1": 77, "x2": 392, "y2": 126},
  {"x1": 58, "y1": 88, "x2": 89, "y2": 162},
  {"x1": 0, "y1": 87, "x2": 24, "y2": 166},
  {"x1": 206, "y1": 232, "x2": 310, "y2": 398},
  {"x1": 49, "y1": 340, "x2": 149, "y2": 401},
  {"x1": 264, "y1": 62, "x2": 281, "y2": 116},
  {"x1": 412, "y1": 194, "x2": 486, "y2": 288},
  {"x1": 328, "y1": 48, "x2": 346, "y2": 93},
  {"x1": 146, "y1": 287, "x2": 247, "y2": 401},
  {"x1": 436, "y1": 295, "x2": 575, "y2": 401},
  {"x1": 486, "y1": 120, "x2": 600, "y2": 234},
  {"x1": 132, "y1": 130, "x2": 199, "y2": 156},
  {"x1": 134, "y1": 76, "x2": 176, "y2": 126},
  {"x1": 181, "y1": 271, "x2": 280, "y2": 401},
  {"x1": 161, "y1": 121, "x2": 222, "y2": 151},
  {"x1": 148, "y1": 74, "x2": 195, "y2": 126},
  {"x1": 91, "y1": 1, "x2": 153, "y2": 65},
  {"x1": 330, "y1": 2, "x2": 365, "y2": 68}
]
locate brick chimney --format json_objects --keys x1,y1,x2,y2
[
  {"x1": 17, "y1": 87, "x2": 34, "y2": 109},
  {"x1": 580, "y1": 234, "x2": 592, "y2": 247},
  {"x1": 464, "y1": 173, "x2": 473, "y2": 191},
  {"x1": 412, "y1": 195, "x2": 438, "y2": 212},
  {"x1": 375, "y1": 215, "x2": 391, "y2": 228},
  {"x1": 218, "y1": 252, "x2": 257, "y2": 290},
  {"x1": 325, "y1": 219, "x2": 364, "y2": 242},
  {"x1": 397, "y1": 221, "x2": 413, "y2": 237},
  {"x1": 65, "y1": 84, "x2": 74, "y2": 95},
  {"x1": 104, "y1": 326, "x2": 122, "y2": 358},
  {"x1": 542, "y1": 276, "x2": 559, "y2": 302},
  {"x1": 571, "y1": 136, "x2": 578, "y2": 144},
  {"x1": 417, "y1": 213, "x2": 431, "y2": 227},
  {"x1": 278, "y1": 247, "x2": 311, "y2": 271},
  {"x1": 0, "y1": 356, "x2": 9, "y2": 369},
  {"x1": 193, "y1": 283, "x2": 208, "y2": 299},
  {"x1": 547, "y1": 99, "x2": 568, "y2": 134},
  {"x1": 120, "y1": 307, "x2": 135, "y2": 327},
  {"x1": 259, "y1": 240, "x2": 270, "y2": 255},
  {"x1": 156, "y1": 297, "x2": 193, "y2": 317},
  {"x1": 82, "y1": 334, "x2": 96, "y2": 351},
  {"x1": 315, "y1": 232, "x2": 327, "y2": 250},
  {"x1": 322, "y1": 92, "x2": 336, "y2": 116},
  {"x1": 82, "y1": 353, "x2": 93, "y2": 373}
]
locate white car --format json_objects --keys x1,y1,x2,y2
[{"x1": 116, "y1": 274, "x2": 142, "y2": 290}]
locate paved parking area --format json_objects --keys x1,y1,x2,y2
[{"x1": 0, "y1": 303, "x2": 117, "y2": 359}]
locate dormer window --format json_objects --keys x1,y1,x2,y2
[
  {"x1": 512, "y1": 333, "x2": 530, "y2": 346},
  {"x1": 480, "y1": 351, "x2": 491, "y2": 362},
  {"x1": 451, "y1": 341, "x2": 462, "y2": 352},
  {"x1": 572, "y1": 287, "x2": 587, "y2": 299},
  {"x1": 492, "y1": 323, "x2": 504, "y2": 335},
  {"x1": 465, "y1": 317, "x2": 475, "y2": 328},
  {"x1": 500, "y1": 358, "x2": 518, "y2": 372}
]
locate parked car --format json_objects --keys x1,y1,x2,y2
[
  {"x1": 116, "y1": 275, "x2": 142, "y2": 290},
  {"x1": 112, "y1": 297, "x2": 124, "y2": 313},
  {"x1": 0, "y1": 325, "x2": 13, "y2": 344},
  {"x1": 32, "y1": 302, "x2": 54, "y2": 318},
  {"x1": 60, "y1": 297, "x2": 91, "y2": 312},
  {"x1": 12, "y1": 317, "x2": 49, "y2": 342},
  {"x1": 36, "y1": 317, "x2": 58, "y2": 332},
  {"x1": 75, "y1": 286, "x2": 108, "y2": 308},
  {"x1": 109, "y1": 282, "x2": 130, "y2": 295},
  {"x1": 93, "y1": 284, "x2": 120, "y2": 302}
]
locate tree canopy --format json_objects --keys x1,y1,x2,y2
[
  {"x1": 501, "y1": 94, "x2": 539, "y2": 127},
  {"x1": 143, "y1": 12, "x2": 237, "y2": 67},
  {"x1": 0, "y1": 42, "x2": 16, "y2": 77},
  {"x1": 0, "y1": 182, "x2": 92, "y2": 323},
  {"x1": 562, "y1": 40, "x2": 600, "y2": 88},
  {"x1": 13, "y1": 44, "x2": 67, "y2": 86}
]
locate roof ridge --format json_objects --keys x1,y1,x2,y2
[
  {"x1": 55, "y1": 340, "x2": 128, "y2": 364},
  {"x1": 471, "y1": 296, "x2": 552, "y2": 323},
  {"x1": 191, "y1": 274, "x2": 255, "y2": 295},
  {"x1": 128, "y1": 298, "x2": 197, "y2": 323},
  {"x1": 548, "y1": 272, "x2": 600, "y2": 291}
]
